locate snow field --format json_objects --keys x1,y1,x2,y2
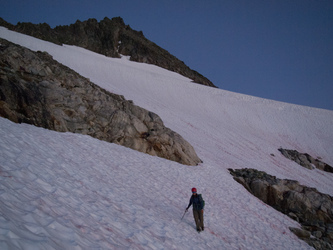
[
  {"x1": 0, "y1": 118, "x2": 309, "y2": 249},
  {"x1": 1, "y1": 26, "x2": 332, "y2": 249}
]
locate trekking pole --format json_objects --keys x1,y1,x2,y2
[{"x1": 181, "y1": 209, "x2": 187, "y2": 220}]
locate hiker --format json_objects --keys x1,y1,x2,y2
[{"x1": 185, "y1": 187, "x2": 205, "y2": 232}]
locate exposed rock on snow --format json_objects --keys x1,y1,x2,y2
[
  {"x1": 279, "y1": 148, "x2": 333, "y2": 173},
  {"x1": 229, "y1": 168, "x2": 333, "y2": 249},
  {"x1": 0, "y1": 38, "x2": 201, "y2": 166}
]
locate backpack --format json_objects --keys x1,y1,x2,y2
[{"x1": 199, "y1": 194, "x2": 205, "y2": 208}]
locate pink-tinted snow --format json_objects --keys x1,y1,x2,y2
[{"x1": 1, "y1": 27, "x2": 332, "y2": 249}]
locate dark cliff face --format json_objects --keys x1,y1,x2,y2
[{"x1": 0, "y1": 17, "x2": 216, "y2": 88}]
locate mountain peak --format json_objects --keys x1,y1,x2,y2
[{"x1": 1, "y1": 17, "x2": 216, "y2": 87}]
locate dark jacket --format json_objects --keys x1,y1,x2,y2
[{"x1": 186, "y1": 194, "x2": 204, "y2": 211}]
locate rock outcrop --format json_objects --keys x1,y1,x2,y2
[
  {"x1": 279, "y1": 148, "x2": 333, "y2": 173},
  {"x1": 0, "y1": 17, "x2": 216, "y2": 88},
  {"x1": 0, "y1": 38, "x2": 202, "y2": 166},
  {"x1": 229, "y1": 168, "x2": 333, "y2": 250}
]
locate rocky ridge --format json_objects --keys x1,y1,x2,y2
[
  {"x1": 0, "y1": 17, "x2": 215, "y2": 88},
  {"x1": 0, "y1": 38, "x2": 202, "y2": 166},
  {"x1": 278, "y1": 148, "x2": 333, "y2": 173},
  {"x1": 229, "y1": 168, "x2": 333, "y2": 250}
]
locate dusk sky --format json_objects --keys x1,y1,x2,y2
[{"x1": 1, "y1": 0, "x2": 332, "y2": 110}]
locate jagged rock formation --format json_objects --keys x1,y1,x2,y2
[
  {"x1": 279, "y1": 148, "x2": 333, "y2": 173},
  {"x1": 0, "y1": 17, "x2": 216, "y2": 88},
  {"x1": 229, "y1": 168, "x2": 333, "y2": 250},
  {"x1": 0, "y1": 38, "x2": 202, "y2": 166}
]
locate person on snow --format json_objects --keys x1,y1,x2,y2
[{"x1": 185, "y1": 187, "x2": 205, "y2": 232}]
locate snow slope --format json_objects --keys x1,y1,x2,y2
[{"x1": 1, "y1": 27, "x2": 333, "y2": 249}]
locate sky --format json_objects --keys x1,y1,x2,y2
[
  {"x1": 1, "y1": 26, "x2": 332, "y2": 248},
  {"x1": 1, "y1": 0, "x2": 333, "y2": 110}
]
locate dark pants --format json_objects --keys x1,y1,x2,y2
[{"x1": 193, "y1": 209, "x2": 204, "y2": 230}]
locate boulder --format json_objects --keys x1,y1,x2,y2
[{"x1": 289, "y1": 227, "x2": 311, "y2": 239}]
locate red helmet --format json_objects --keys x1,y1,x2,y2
[{"x1": 191, "y1": 187, "x2": 197, "y2": 193}]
